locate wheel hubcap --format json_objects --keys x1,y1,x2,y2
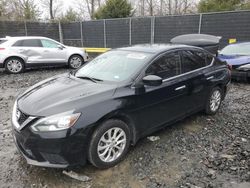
[
  {"x1": 70, "y1": 57, "x2": 82, "y2": 68},
  {"x1": 97, "y1": 127, "x2": 126, "y2": 163},
  {"x1": 210, "y1": 90, "x2": 221, "y2": 112},
  {"x1": 7, "y1": 60, "x2": 22, "y2": 73}
]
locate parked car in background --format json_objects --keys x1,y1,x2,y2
[
  {"x1": 12, "y1": 44, "x2": 231, "y2": 169},
  {"x1": 217, "y1": 42, "x2": 250, "y2": 82},
  {"x1": 0, "y1": 36, "x2": 88, "y2": 74}
]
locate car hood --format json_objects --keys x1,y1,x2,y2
[
  {"x1": 218, "y1": 54, "x2": 250, "y2": 66},
  {"x1": 17, "y1": 74, "x2": 117, "y2": 116}
]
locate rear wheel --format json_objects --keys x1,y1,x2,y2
[
  {"x1": 68, "y1": 55, "x2": 83, "y2": 69},
  {"x1": 5, "y1": 57, "x2": 25, "y2": 74},
  {"x1": 205, "y1": 87, "x2": 223, "y2": 115},
  {"x1": 88, "y1": 119, "x2": 131, "y2": 169}
]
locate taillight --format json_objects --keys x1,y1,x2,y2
[{"x1": 0, "y1": 48, "x2": 5, "y2": 50}]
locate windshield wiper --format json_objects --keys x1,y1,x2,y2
[{"x1": 76, "y1": 76, "x2": 103, "y2": 83}]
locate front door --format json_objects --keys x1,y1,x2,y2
[
  {"x1": 40, "y1": 39, "x2": 67, "y2": 64},
  {"x1": 135, "y1": 51, "x2": 191, "y2": 136}
]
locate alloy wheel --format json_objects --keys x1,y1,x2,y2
[
  {"x1": 70, "y1": 56, "x2": 82, "y2": 69},
  {"x1": 97, "y1": 127, "x2": 127, "y2": 163},
  {"x1": 210, "y1": 90, "x2": 221, "y2": 112},
  {"x1": 7, "y1": 59, "x2": 23, "y2": 73}
]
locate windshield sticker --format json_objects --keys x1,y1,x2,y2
[{"x1": 126, "y1": 53, "x2": 147, "y2": 60}]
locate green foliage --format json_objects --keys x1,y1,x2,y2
[
  {"x1": 0, "y1": 0, "x2": 40, "y2": 20},
  {"x1": 198, "y1": 0, "x2": 250, "y2": 13},
  {"x1": 94, "y1": 0, "x2": 132, "y2": 19},
  {"x1": 59, "y1": 8, "x2": 80, "y2": 22},
  {"x1": 22, "y1": 0, "x2": 40, "y2": 20}
]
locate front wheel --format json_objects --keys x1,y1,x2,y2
[
  {"x1": 68, "y1": 55, "x2": 83, "y2": 69},
  {"x1": 88, "y1": 119, "x2": 131, "y2": 169},
  {"x1": 5, "y1": 57, "x2": 25, "y2": 74},
  {"x1": 205, "y1": 87, "x2": 223, "y2": 115}
]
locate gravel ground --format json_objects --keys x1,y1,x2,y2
[{"x1": 0, "y1": 67, "x2": 249, "y2": 188}]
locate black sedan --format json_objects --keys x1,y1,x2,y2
[{"x1": 12, "y1": 44, "x2": 231, "y2": 169}]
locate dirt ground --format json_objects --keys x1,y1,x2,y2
[{"x1": 0, "y1": 67, "x2": 249, "y2": 188}]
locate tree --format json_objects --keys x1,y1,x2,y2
[
  {"x1": 1, "y1": 0, "x2": 40, "y2": 20},
  {"x1": 133, "y1": 0, "x2": 197, "y2": 16},
  {"x1": 94, "y1": 0, "x2": 132, "y2": 19},
  {"x1": 76, "y1": 0, "x2": 106, "y2": 20},
  {"x1": 50, "y1": 0, "x2": 54, "y2": 19},
  {"x1": 41, "y1": 0, "x2": 63, "y2": 20},
  {"x1": 198, "y1": 0, "x2": 242, "y2": 12},
  {"x1": 86, "y1": 0, "x2": 95, "y2": 19},
  {"x1": 59, "y1": 7, "x2": 80, "y2": 22},
  {"x1": 0, "y1": 0, "x2": 9, "y2": 19},
  {"x1": 22, "y1": 0, "x2": 40, "y2": 20}
]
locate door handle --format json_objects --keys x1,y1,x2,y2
[
  {"x1": 206, "y1": 76, "x2": 214, "y2": 80},
  {"x1": 175, "y1": 85, "x2": 186, "y2": 91}
]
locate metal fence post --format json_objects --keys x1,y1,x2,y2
[
  {"x1": 151, "y1": 16, "x2": 155, "y2": 44},
  {"x1": 129, "y1": 17, "x2": 132, "y2": 46},
  {"x1": 58, "y1": 21, "x2": 63, "y2": 43},
  {"x1": 24, "y1": 20, "x2": 28, "y2": 36},
  {"x1": 103, "y1": 19, "x2": 107, "y2": 48},
  {"x1": 80, "y1": 21, "x2": 84, "y2": 47},
  {"x1": 198, "y1": 13, "x2": 203, "y2": 34}
]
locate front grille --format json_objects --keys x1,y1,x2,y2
[{"x1": 18, "y1": 110, "x2": 29, "y2": 125}]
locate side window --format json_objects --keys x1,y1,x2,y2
[
  {"x1": 146, "y1": 52, "x2": 181, "y2": 80},
  {"x1": 181, "y1": 50, "x2": 207, "y2": 73},
  {"x1": 22, "y1": 39, "x2": 42, "y2": 47},
  {"x1": 13, "y1": 39, "x2": 42, "y2": 47},
  {"x1": 41, "y1": 39, "x2": 59, "y2": 48},
  {"x1": 12, "y1": 40, "x2": 23, "y2": 47}
]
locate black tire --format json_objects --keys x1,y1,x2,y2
[
  {"x1": 4, "y1": 57, "x2": 25, "y2": 74},
  {"x1": 68, "y1": 55, "x2": 84, "y2": 69},
  {"x1": 205, "y1": 87, "x2": 223, "y2": 115},
  {"x1": 88, "y1": 119, "x2": 131, "y2": 169}
]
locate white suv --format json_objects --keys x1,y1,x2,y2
[{"x1": 0, "y1": 36, "x2": 88, "y2": 74}]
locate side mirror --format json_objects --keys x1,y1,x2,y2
[
  {"x1": 57, "y1": 45, "x2": 64, "y2": 50},
  {"x1": 143, "y1": 75, "x2": 163, "y2": 86}
]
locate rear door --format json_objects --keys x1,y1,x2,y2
[
  {"x1": 40, "y1": 39, "x2": 67, "y2": 64},
  {"x1": 11, "y1": 39, "x2": 44, "y2": 65},
  {"x1": 178, "y1": 49, "x2": 212, "y2": 114}
]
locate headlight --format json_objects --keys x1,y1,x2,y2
[
  {"x1": 31, "y1": 112, "x2": 81, "y2": 132},
  {"x1": 236, "y1": 64, "x2": 250, "y2": 71}
]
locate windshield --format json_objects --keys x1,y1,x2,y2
[
  {"x1": 75, "y1": 50, "x2": 153, "y2": 82},
  {"x1": 220, "y1": 43, "x2": 250, "y2": 56}
]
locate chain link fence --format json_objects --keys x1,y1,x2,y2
[{"x1": 1, "y1": 10, "x2": 250, "y2": 48}]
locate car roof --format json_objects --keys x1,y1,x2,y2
[
  {"x1": 2, "y1": 36, "x2": 50, "y2": 40},
  {"x1": 118, "y1": 43, "x2": 200, "y2": 54}
]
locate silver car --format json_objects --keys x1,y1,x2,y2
[{"x1": 0, "y1": 36, "x2": 88, "y2": 74}]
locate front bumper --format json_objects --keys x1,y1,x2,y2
[{"x1": 12, "y1": 121, "x2": 89, "y2": 168}]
